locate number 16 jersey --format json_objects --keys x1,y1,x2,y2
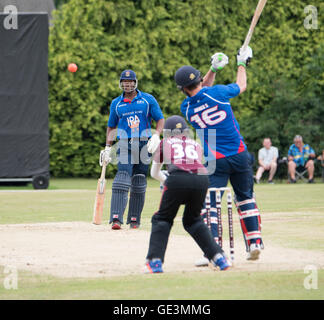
[{"x1": 180, "y1": 84, "x2": 246, "y2": 161}]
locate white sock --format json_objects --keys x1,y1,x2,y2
[{"x1": 213, "y1": 253, "x2": 224, "y2": 262}]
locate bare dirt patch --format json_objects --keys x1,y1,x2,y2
[{"x1": 0, "y1": 222, "x2": 323, "y2": 278}]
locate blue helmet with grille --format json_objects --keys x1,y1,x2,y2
[{"x1": 119, "y1": 69, "x2": 138, "y2": 92}]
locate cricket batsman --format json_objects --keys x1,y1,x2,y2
[
  {"x1": 175, "y1": 47, "x2": 264, "y2": 262},
  {"x1": 100, "y1": 70, "x2": 164, "y2": 229}
]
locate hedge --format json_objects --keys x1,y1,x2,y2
[{"x1": 49, "y1": 0, "x2": 324, "y2": 177}]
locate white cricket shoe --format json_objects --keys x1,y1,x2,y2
[
  {"x1": 247, "y1": 243, "x2": 262, "y2": 261},
  {"x1": 195, "y1": 256, "x2": 209, "y2": 267}
]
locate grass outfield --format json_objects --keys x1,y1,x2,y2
[
  {"x1": 0, "y1": 179, "x2": 323, "y2": 300},
  {"x1": 1, "y1": 269, "x2": 323, "y2": 300}
]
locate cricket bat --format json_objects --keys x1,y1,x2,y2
[
  {"x1": 92, "y1": 161, "x2": 107, "y2": 225},
  {"x1": 242, "y1": 0, "x2": 268, "y2": 51}
]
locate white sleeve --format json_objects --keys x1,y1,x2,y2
[
  {"x1": 258, "y1": 148, "x2": 264, "y2": 160},
  {"x1": 274, "y1": 147, "x2": 279, "y2": 159},
  {"x1": 150, "y1": 161, "x2": 166, "y2": 183}
]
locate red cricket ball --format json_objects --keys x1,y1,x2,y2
[{"x1": 68, "y1": 63, "x2": 78, "y2": 73}]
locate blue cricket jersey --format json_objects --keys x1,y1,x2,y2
[
  {"x1": 180, "y1": 84, "x2": 246, "y2": 161},
  {"x1": 108, "y1": 90, "x2": 164, "y2": 139}
]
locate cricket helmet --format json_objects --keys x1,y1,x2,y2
[
  {"x1": 164, "y1": 115, "x2": 189, "y2": 136},
  {"x1": 174, "y1": 65, "x2": 201, "y2": 90},
  {"x1": 119, "y1": 69, "x2": 138, "y2": 92}
]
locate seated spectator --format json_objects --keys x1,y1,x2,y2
[
  {"x1": 255, "y1": 138, "x2": 278, "y2": 184},
  {"x1": 317, "y1": 148, "x2": 324, "y2": 163},
  {"x1": 288, "y1": 135, "x2": 316, "y2": 183},
  {"x1": 317, "y1": 148, "x2": 324, "y2": 182}
]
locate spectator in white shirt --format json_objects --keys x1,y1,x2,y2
[{"x1": 255, "y1": 138, "x2": 278, "y2": 184}]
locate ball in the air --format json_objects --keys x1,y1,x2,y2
[{"x1": 68, "y1": 63, "x2": 78, "y2": 73}]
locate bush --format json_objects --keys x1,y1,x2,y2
[
  {"x1": 49, "y1": 0, "x2": 324, "y2": 177},
  {"x1": 241, "y1": 45, "x2": 324, "y2": 179}
]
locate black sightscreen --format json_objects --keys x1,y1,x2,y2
[{"x1": 0, "y1": 13, "x2": 49, "y2": 178}]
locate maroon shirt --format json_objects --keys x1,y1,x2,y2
[{"x1": 153, "y1": 135, "x2": 207, "y2": 174}]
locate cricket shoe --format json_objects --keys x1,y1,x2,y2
[
  {"x1": 144, "y1": 259, "x2": 163, "y2": 274},
  {"x1": 212, "y1": 253, "x2": 231, "y2": 271},
  {"x1": 247, "y1": 243, "x2": 262, "y2": 261},
  {"x1": 195, "y1": 256, "x2": 209, "y2": 267},
  {"x1": 130, "y1": 222, "x2": 139, "y2": 229},
  {"x1": 111, "y1": 220, "x2": 121, "y2": 230}
]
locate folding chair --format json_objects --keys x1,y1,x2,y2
[
  {"x1": 295, "y1": 166, "x2": 308, "y2": 182},
  {"x1": 293, "y1": 158, "x2": 318, "y2": 182},
  {"x1": 280, "y1": 157, "x2": 308, "y2": 183}
]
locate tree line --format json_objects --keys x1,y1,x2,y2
[{"x1": 49, "y1": 0, "x2": 324, "y2": 177}]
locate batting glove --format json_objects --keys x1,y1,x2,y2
[
  {"x1": 237, "y1": 46, "x2": 253, "y2": 67},
  {"x1": 210, "y1": 52, "x2": 229, "y2": 72},
  {"x1": 159, "y1": 170, "x2": 169, "y2": 192},
  {"x1": 147, "y1": 133, "x2": 160, "y2": 154},
  {"x1": 99, "y1": 146, "x2": 112, "y2": 166}
]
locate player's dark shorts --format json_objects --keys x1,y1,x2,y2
[
  {"x1": 116, "y1": 138, "x2": 151, "y2": 176},
  {"x1": 157, "y1": 171, "x2": 209, "y2": 223},
  {"x1": 147, "y1": 171, "x2": 223, "y2": 262},
  {"x1": 206, "y1": 150, "x2": 254, "y2": 202}
]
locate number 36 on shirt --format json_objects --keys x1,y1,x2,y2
[{"x1": 172, "y1": 144, "x2": 199, "y2": 160}]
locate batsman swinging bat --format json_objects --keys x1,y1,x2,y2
[
  {"x1": 92, "y1": 161, "x2": 107, "y2": 225},
  {"x1": 242, "y1": 0, "x2": 268, "y2": 51}
]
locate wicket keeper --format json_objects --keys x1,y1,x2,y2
[{"x1": 145, "y1": 115, "x2": 231, "y2": 273}]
